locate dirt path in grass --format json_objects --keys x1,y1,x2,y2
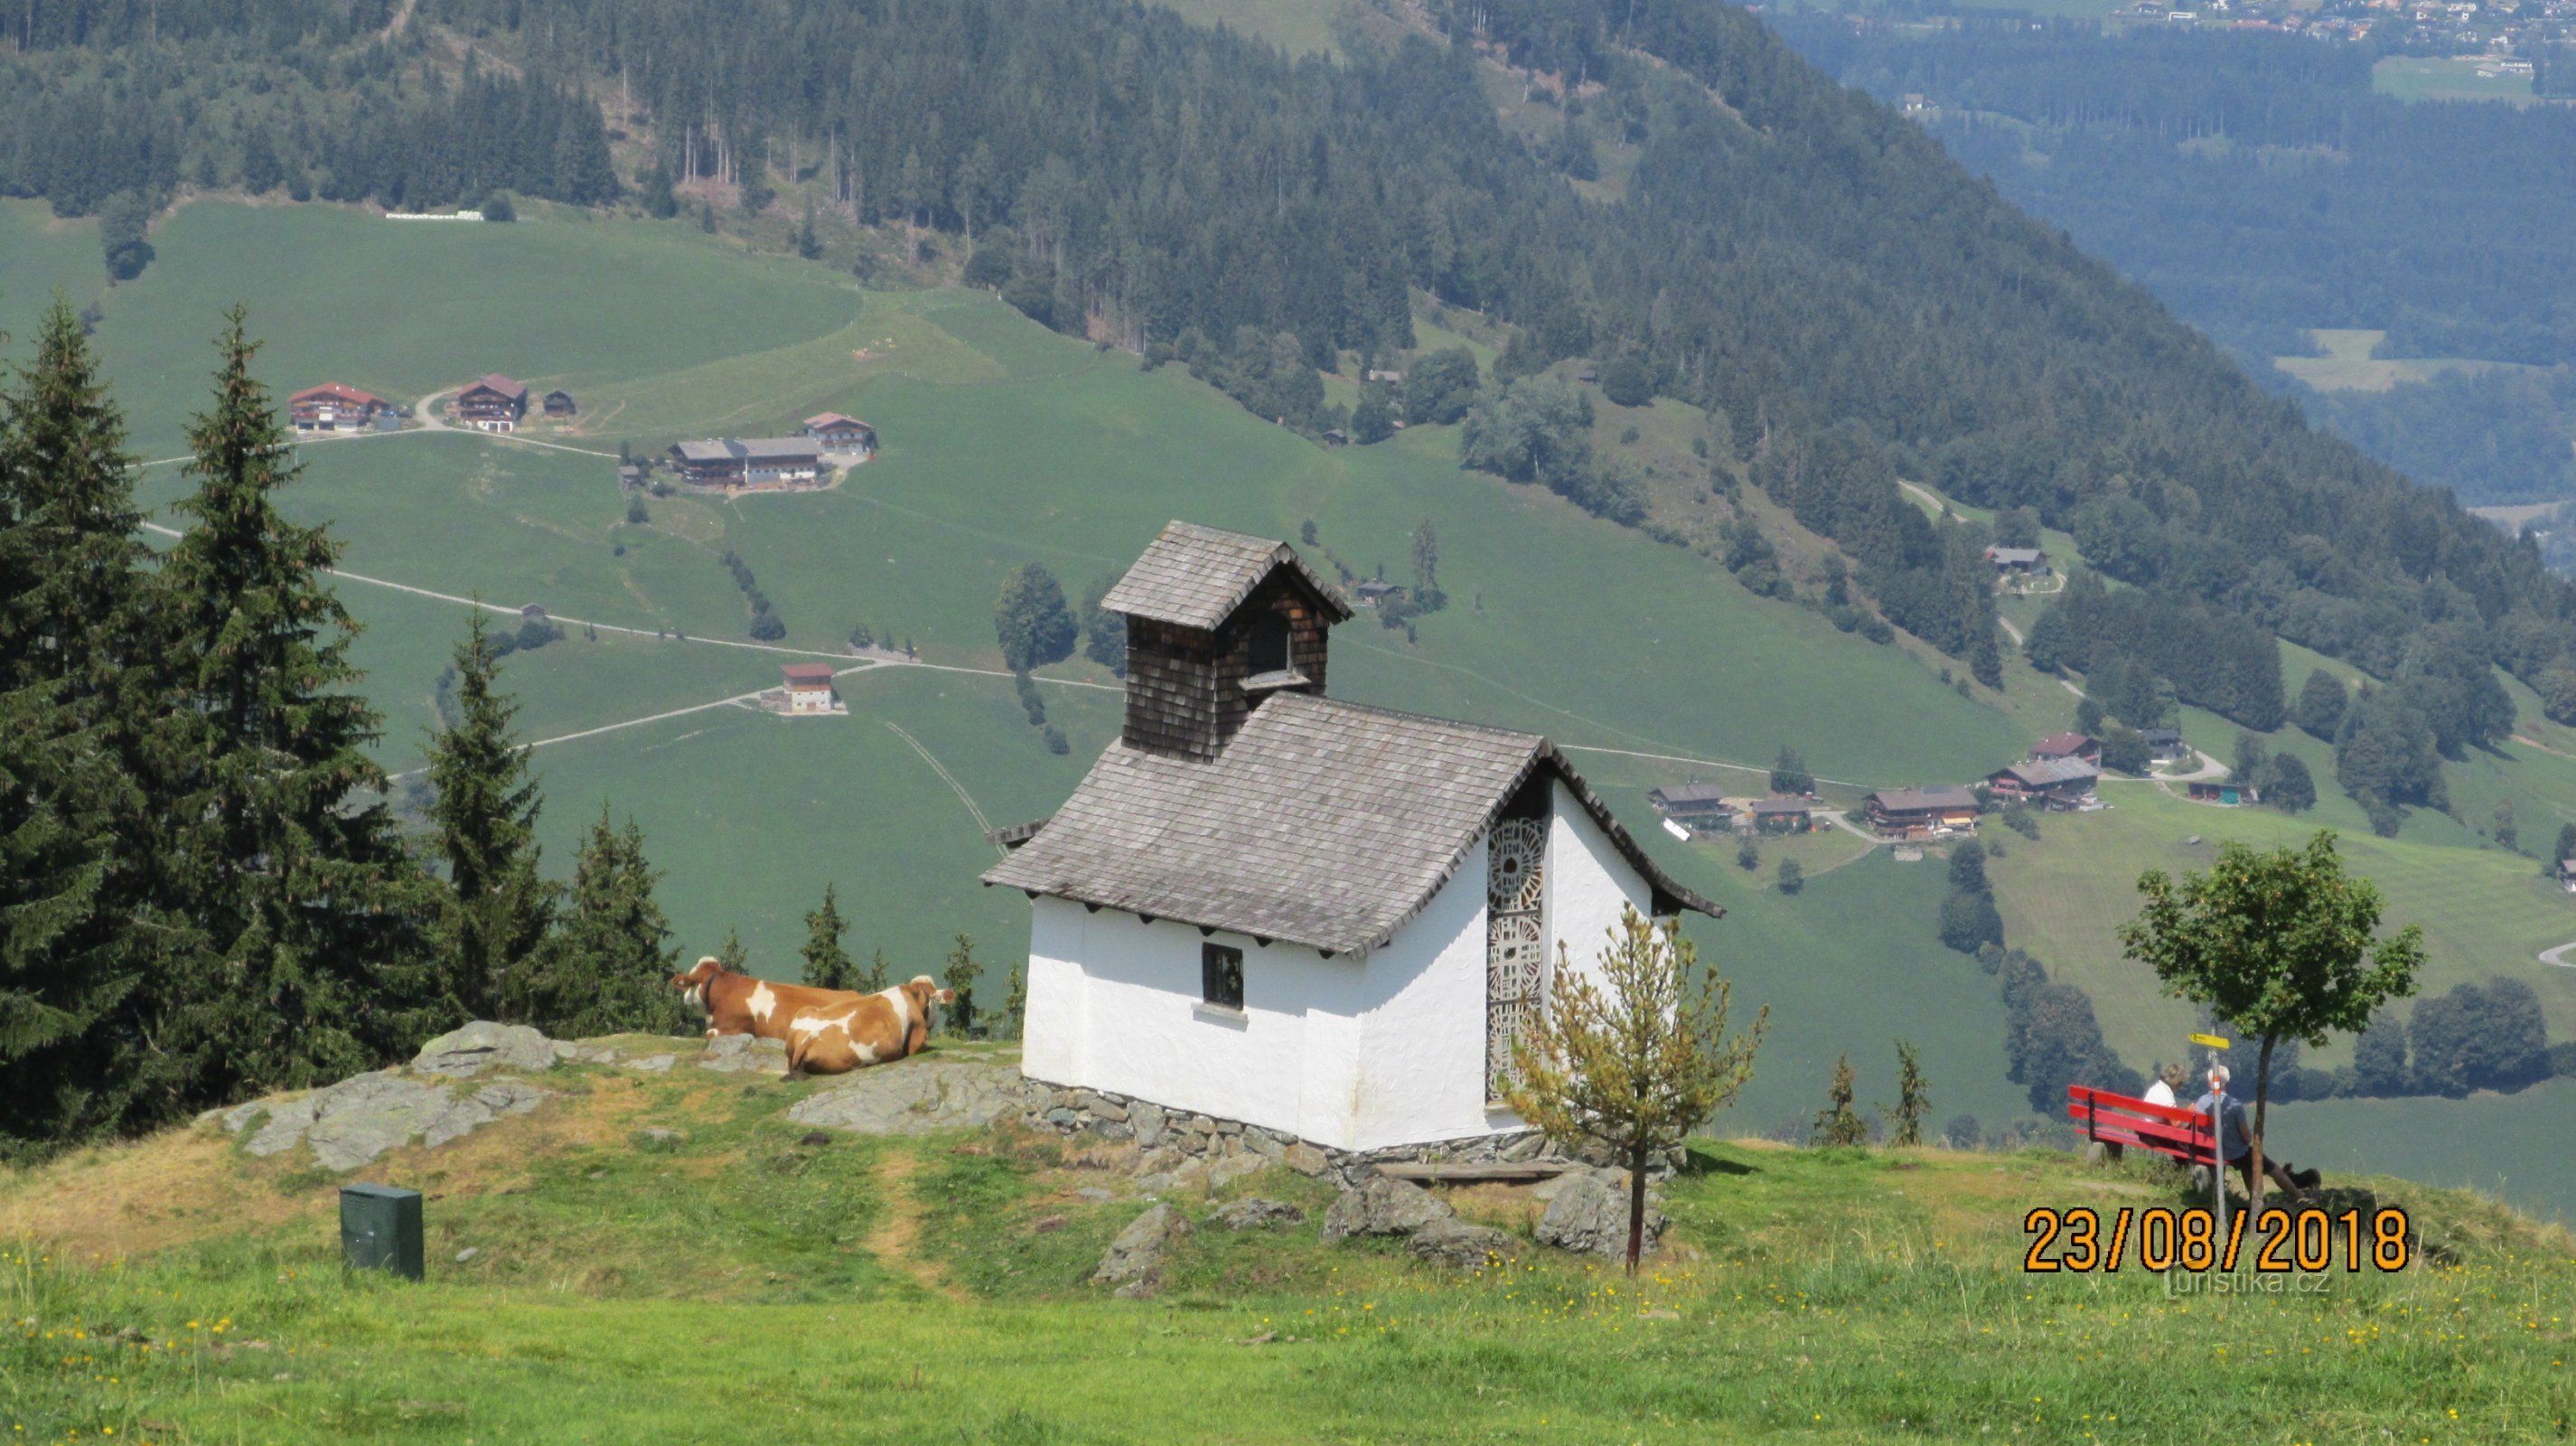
[{"x1": 866, "y1": 1150, "x2": 968, "y2": 1300}]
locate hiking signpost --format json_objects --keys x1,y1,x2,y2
[{"x1": 2193, "y1": 1031, "x2": 2231, "y2": 1261}]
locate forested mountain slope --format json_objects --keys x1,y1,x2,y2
[{"x1": 7, "y1": 0, "x2": 2576, "y2": 751}]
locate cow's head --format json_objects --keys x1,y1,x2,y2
[
  {"x1": 902, "y1": 973, "x2": 957, "y2": 1015},
  {"x1": 670, "y1": 954, "x2": 725, "y2": 1010}
]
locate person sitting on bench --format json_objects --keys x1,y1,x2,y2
[{"x1": 2194, "y1": 1066, "x2": 2319, "y2": 1203}]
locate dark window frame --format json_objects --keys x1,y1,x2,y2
[
  {"x1": 1246, "y1": 611, "x2": 1292, "y2": 676},
  {"x1": 1201, "y1": 942, "x2": 1245, "y2": 1011}
]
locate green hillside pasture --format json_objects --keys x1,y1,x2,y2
[
  {"x1": 1985, "y1": 784, "x2": 2576, "y2": 1073},
  {"x1": 2274, "y1": 326, "x2": 2530, "y2": 392},
  {"x1": 519, "y1": 662, "x2": 1120, "y2": 978},
  {"x1": 2275, "y1": 1078, "x2": 2576, "y2": 1226},
  {"x1": 1151, "y1": 0, "x2": 1350, "y2": 57},
  {"x1": 9, "y1": 1095, "x2": 2571, "y2": 1444},
  {"x1": 0, "y1": 201, "x2": 860, "y2": 456},
  {"x1": 2373, "y1": 54, "x2": 2542, "y2": 104}
]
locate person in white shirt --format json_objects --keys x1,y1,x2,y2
[{"x1": 2142, "y1": 1063, "x2": 2186, "y2": 1109}]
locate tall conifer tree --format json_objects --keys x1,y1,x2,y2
[
  {"x1": 539, "y1": 806, "x2": 686, "y2": 1038},
  {"x1": 801, "y1": 884, "x2": 856, "y2": 991},
  {"x1": 157, "y1": 307, "x2": 436, "y2": 1100},
  {"x1": 426, "y1": 611, "x2": 552, "y2": 1021},
  {"x1": 0, "y1": 300, "x2": 189, "y2": 1153}
]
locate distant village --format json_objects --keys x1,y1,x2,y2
[{"x1": 1646, "y1": 725, "x2": 2252, "y2": 851}]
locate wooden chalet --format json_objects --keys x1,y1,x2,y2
[
  {"x1": 1865, "y1": 785, "x2": 1981, "y2": 838},
  {"x1": 1353, "y1": 580, "x2": 1403, "y2": 607},
  {"x1": 1987, "y1": 758, "x2": 2100, "y2": 808},
  {"x1": 542, "y1": 390, "x2": 576, "y2": 418},
  {"x1": 1984, "y1": 546, "x2": 2046, "y2": 574},
  {"x1": 1646, "y1": 784, "x2": 1735, "y2": 831},
  {"x1": 2030, "y1": 732, "x2": 2100, "y2": 765},
  {"x1": 454, "y1": 374, "x2": 528, "y2": 432},
  {"x1": 803, "y1": 412, "x2": 877, "y2": 454},
  {"x1": 780, "y1": 662, "x2": 841, "y2": 716},
  {"x1": 1745, "y1": 798, "x2": 1813, "y2": 835},
  {"x1": 666, "y1": 437, "x2": 824, "y2": 488},
  {"x1": 2140, "y1": 727, "x2": 2187, "y2": 761},
  {"x1": 288, "y1": 382, "x2": 389, "y2": 432}
]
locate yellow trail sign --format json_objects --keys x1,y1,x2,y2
[{"x1": 2189, "y1": 1032, "x2": 2232, "y2": 1050}]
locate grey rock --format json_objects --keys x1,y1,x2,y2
[
  {"x1": 1500, "y1": 1133, "x2": 1548, "y2": 1162},
  {"x1": 634, "y1": 1127, "x2": 687, "y2": 1148},
  {"x1": 304, "y1": 1074, "x2": 450, "y2": 1171},
  {"x1": 1214, "y1": 1119, "x2": 1241, "y2": 1135},
  {"x1": 1213, "y1": 1198, "x2": 1307, "y2": 1230},
  {"x1": 551, "y1": 1040, "x2": 582, "y2": 1062},
  {"x1": 1094, "y1": 1202, "x2": 1193, "y2": 1298},
  {"x1": 1410, "y1": 1216, "x2": 1513, "y2": 1271},
  {"x1": 698, "y1": 1035, "x2": 788, "y2": 1074},
  {"x1": 413, "y1": 1021, "x2": 559, "y2": 1079},
  {"x1": 1283, "y1": 1142, "x2": 1330, "y2": 1178},
  {"x1": 1130, "y1": 1102, "x2": 1166, "y2": 1150},
  {"x1": 626, "y1": 1054, "x2": 677, "y2": 1074},
  {"x1": 1096, "y1": 1122, "x2": 1135, "y2": 1141},
  {"x1": 1045, "y1": 1108, "x2": 1080, "y2": 1128},
  {"x1": 788, "y1": 1061, "x2": 1026, "y2": 1136},
  {"x1": 1207, "y1": 1153, "x2": 1269, "y2": 1191},
  {"x1": 454, "y1": 1247, "x2": 480, "y2": 1263},
  {"x1": 1167, "y1": 1159, "x2": 1212, "y2": 1197},
  {"x1": 1321, "y1": 1177, "x2": 1453, "y2": 1243},
  {"x1": 420, "y1": 1081, "x2": 549, "y2": 1150},
  {"x1": 1079, "y1": 1092, "x2": 1129, "y2": 1122},
  {"x1": 1077, "y1": 1187, "x2": 1114, "y2": 1202},
  {"x1": 1244, "y1": 1131, "x2": 1284, "y2": 1161},
  {"x1": 1135, "y1": 1172, "x2": 1177, "y2": 1195},
  {"x1": 241, "y1": 1098, "x2": 320, "y2": 1158},
  {"x1": 1536, "y1": 1168, "x2": 1666, "y2": 1258}
]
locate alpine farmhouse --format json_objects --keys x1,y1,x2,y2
[{"x1": 985, "y1": 521, "x2": 1717, "y2": 1155}]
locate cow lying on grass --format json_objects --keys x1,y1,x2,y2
[
  {"x1": 669, "y1": 957, "x2": 952, "y2": 1075},
  {"x1": 782, "y1": 975, "x2": 955, "y2": 1078}
]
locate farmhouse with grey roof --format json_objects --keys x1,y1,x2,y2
[{"x1": 987, "y1": 520, "x2": 1716, "y2": 1155}]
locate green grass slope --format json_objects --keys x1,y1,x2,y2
[{"x1": 5, "y1": 1047, "x2": 2570, "y2": 1444}]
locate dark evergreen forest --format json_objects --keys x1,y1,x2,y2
[{"x1": 1774, "y1": 20, "x2": 2576, "y2": 505}]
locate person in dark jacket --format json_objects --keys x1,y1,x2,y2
[{"x1": 2195, "y1": 1066, "x2": 2320, "y2": 1203}]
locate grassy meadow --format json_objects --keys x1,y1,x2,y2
[
  {"x1": 2372, "y1": 54, "x2": 2543, "y2": 104},
  {"x1": 2271, "y1": 327, "x2": 2532, "y2": 394},
  {"x1": 6, "y1": 1041, "x2": 2573, "y2": 1445},
  {"x1": 3, "y1": 197, "x2": 2572, "y2": 1219}
]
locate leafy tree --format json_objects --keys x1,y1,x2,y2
[
  {"x1": 2231, "y1": 731, "x2": 2270, "y2": 790},
  {"x1": 1504, "y1": 908, "x2": 1767, "y2": 1272},
  {"x1": 2410, "y1": 980, "x2": 2551, "y2": 1096},
  {"x1": 480, "y1": 191, "x2": 516, "y2": 222},
  {"x1": 1890, "y1": 1040, "x2": 1930, "y2": 1147},
  {"x1": 1769, "y1": 746, "x2": 1813, "y2": 796},
  {"x1": 424, "y1": 612, "x2": 553, "y2": 1021},
  {"x1": 2262, "y1": 752, "x2": 2316, "y2": 813},
  {"x1": 1410, "y1": 518, "x2": 1442, "y2": 606},
  {"x1": 1078, "y1": 572, "x2": 1127, "y2": 676},
  {"x1": 801, "y1": 884, "x2": 856, "y2": 991},
  {"x1": 1936, "y1": 887, "x2": 2003, "y2": 954},
  {"x1": 941, "y1": 932, "x2": 980, "y2": 1036},
  {"x1": 1944, "y1": 1113, "x2": 1981, "y2": 1150},
  {"x1": 1351, "y1": 384, "x2": 1394, "y2": 444},
  {"x1": 2098, "y1": 723, "x2": 2150, "y2": 776},
  {"x1": 2334, "y1": 690, "x2": 2447, "y2": 831},
  {"x1": 2073, "y1": 694, "x2": 2103, "y2": 736},
  {"x1": 2014, "y1": 981, "x2": 2140, "y2": 1111},
  {"x1": 994, "y1": 563, "x2": 1077, "y2": 671},
  {"x1": 2119, "y1": 831, "x2": 2427, "y2": 1207},
  {"x1": 2556, "y1": 822, "x2": 2576, "y2": 867},
  {"x1": 2492, "y1": 800, "x2": 2518, "y2": 854},
  {"x1": 1812, "y1": 1054, "x2": 1866, "y2": 1147},
  {"x1": 1599, "y1": 355, "x2": 1655, "y2": 407},
  {"x1": 1404, "y1": 348, "x2": 1480, "y2": 427},
  {"x1": 2352, "y1": 1011, "x2": 2410, "y2": 1096},
  {"x1": 2294, "y1": 669, "x2": 2348, "y2": 740},
  {"x1": 1460, "y1": 376, "x2": 1593, "y2": 493},
  {"x1": 1947, "y1": 839, "x2": 1988, "y2": 894},
  {"x1": 0, "y1": 299, "x2": 181, "y2": 1155},
  {"x1": 1736, "y1": 836, "x2": 1759, "y2": 871},
  {"x1": 1002, "y1": 959, "x2": 1027, "y2": 1040},
  {"x1": 1775, "y1": 857, "x2": 1803, "y2": 895},
  {"x1": 158, "y1": 308, "x2": 439, "y2": 1100},
  {"x1": 536, "y1": 807, "x2": 688, "y2": 1038},
  {"x1": 98, "y1": 192, "x2": 155, "y2": 281}
]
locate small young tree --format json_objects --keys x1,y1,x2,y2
[
  {"x1": 1812, "y1": 1054, "x2": 1866, "y2": 1147},
  {"x1": 1769, "y1": 746, "x2": 1813, "y2": 795},
  {"x1": 1003, "y1": 959, "x2": 1028, "y2": 1039},
  {"x1": 941, "y1": 932, "x2": 980, "y2": 1036},
  {"x1": 1890, "y1": 1040, "x2": 1930, "y2": 1147},
  {"x1": 2118, "y1": 831, "x2": 2426, "y2": 1207},
  {"x1": 1736, "y1": 835, "x2": 1759, "y2": 871},
  {"x1": 801, "y1": 884, "x2": 856, "y2": 990},
  {"x1": 1775, "y1": 857, "x2": 1804, "y2": 895},
  {"x1": 716, "y1": 927, "x2": 750, "y2": 973},
  {"x1": 1504, "y1": 907, "x2": 1767, "y2": 1273},
  {"x1": 860, "y1": 946, "x2": 893, "y2": 993}
]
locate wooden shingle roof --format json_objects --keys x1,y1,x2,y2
[
  {"x1": 983, "y1": 692, "x2": 1714, "y2": 955},
  {"x1": 1100, "y1": 521, "x2": 1353, "y2": 632}
]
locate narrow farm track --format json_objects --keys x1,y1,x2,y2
[
  {"x1": 2540, "y1": 940, "x2": 2576, "y2": 970},
  {"x1": 885, "y1": 720, "x2": 1000, "y2": 846},
  {"x1": 864, "y1": 1150, "x2": 967, "y2": 1301}
]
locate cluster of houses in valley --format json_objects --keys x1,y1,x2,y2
[
  {"x1": 657, "y1": 413, "x2": 878, "y2": 493},
  {"x1": 287, "y1": 373, "x2": 577, "y2": 436},
  {"x1": 453, "y1": 373, "x2": 578, "y2": 432},
  {"x1": 1644, "y1": 725, "x2": 2219, "y2": 847}
]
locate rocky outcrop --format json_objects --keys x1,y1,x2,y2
[
  {"x1": 1534, "y1": 1167, "x2": 1667, "y2": 1258},
  {"x1": 1094, "y1": 1202, "x2": 1194, "y2": 1299},
  {"x1": 1410, "y1": 1216, "x2": 1513, "y2": 1271},
  {"x1": 1212, "y1": 1198, "x2": 1307, "y2": 1230},
  {"x1": 412, "y1": 1021, "x2": 560, "y2": 1079},
  {"x1": 1320, "y1": 1177, "x2": 1454, "y2": 1243},
  {"x1": 788, "y1": 1061, "x2": 1023, "y2": 1135},
  {"x1": 698, "y1": 1035, "x2": 788, "y2": 1074},
  {"x1": 213, "y1": 1072, "x2": 550, "y2": 1170}
]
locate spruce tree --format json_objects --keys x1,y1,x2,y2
[
  {"x1": 0, "y1": 299, "x2": 183, "y2": 1152},
  {"x1": 717, "y1": 926, "x2": 751, "y2": 972},
  {"x1": 159, "y1": 307, "x2": 438, "y2": 1102},
  {"x1": 801, "y1": 884, "x2": 856, "y2": 990},
  {"x1": 860, "y1": 946, "x2": 892, "y2": 992},
  {"x1": 540, "y1": 806, "x2": 686, "y2": 1038},
  {"x1": 941, "y1": 932, "x2": 980, "y2": 1036},
  {"x1": 426, "y1": 612, "x2": 553, "y2": 1021}
]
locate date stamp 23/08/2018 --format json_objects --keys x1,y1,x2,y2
[{"x1": 2021, "y1": 1206, "x2": 2412, "y2": 1276}]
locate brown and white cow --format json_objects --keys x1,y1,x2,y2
[
  {"x1": 670, "y1": 956, "x2": 867, "y2": 1042},
  {"x1": 782, "y1": 975, "x2": 955, "y2": 1078}
]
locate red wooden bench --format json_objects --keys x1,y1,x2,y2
[{"x1": 2065, "y1": 1084, "x2": 2219, "y2": 1168}]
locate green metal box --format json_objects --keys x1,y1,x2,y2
[{"x1": 339, "y1": 1183, "x2": 424, "y2": 1281}]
